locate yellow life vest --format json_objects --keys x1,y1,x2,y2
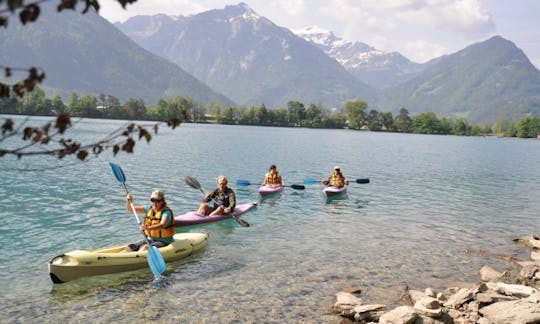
[
  {"x1": 266, "y1": 173, "x2": 280, "y2": 185},
  {"x1": 144, "y1": 206, "x2": 175, "y2": 239},
  {"x1": 329, "y1": 172, "x2": 345, "y2": 187}
]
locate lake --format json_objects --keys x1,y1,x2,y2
[{"x1": 1, "y1": 116, "x2": 539, "y2": 322}]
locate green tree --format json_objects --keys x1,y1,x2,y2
[
  {"x1": 253, "y1": 104, "x2": 269, "y2": 125},
  {"x1": 452, "y1": 118, "x2": 471, "y2": 136},
  {"x1": 287, "y1": 101, "x2": 305, "y2": 126},
  {"x1": 412, "y1": 112, "x2": 441, "y2": 134},
  {"x1": 79, "y1": 94, "x2": 98, "y2": 117},
  {"x1": 124, "y1": 98, "x2": 146, "y2": 120},
  {"x1": 394, "y1": 108, "x2": 412, "y2": 133},
  {"x1": 517, "y1": 116, "x2": 540, "y2": 138},
  {"x1": 304, "y1": 103, "x2": 325, "y2": 128},
  {"x1": 379, "y1": 111, "x2": 394, "y2": 131},
  {"x1": 343, "y1": 100, "x2": 367, "y2": 130}
]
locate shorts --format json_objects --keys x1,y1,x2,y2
[{"x1": 126, "y1": 239, "x2": 169, "y2": 252}]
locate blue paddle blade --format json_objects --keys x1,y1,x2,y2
[
  {"x1": 303, "y1": 178, "x2": 318, "y2": 184},
  {"x1": 290, "y1": 184, "x2": 305, "y2": 190},
  {"x1": 356, "y1": 178, "x2": 370, "y2": 184},
  {"x1": 109, "y1": 162, "x2": 126, "y2": 183},
  {"x1": 147, "y1": 244, "x2": 166, "y2": 277},
  {"x1": 236, "y1": 179, "x2": 251, "y2": 186}
]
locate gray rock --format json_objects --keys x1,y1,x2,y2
[
  {"x1": 479, "y1": 297, "x2": 540, "y2": 323},
  {"x1": 414, "y1": 297, "x2": 442, "y2": 317},
  {"x1": 480, "y1": 265, "x2": 505, "y2": 282},
  {"x1": 486, "y1": 282, "x2": 538, "y2": 297},
  {"x1": 333, "y1": 291, "x2": 362, "y2": 310},
  {"x1": 443, "y1": 287, "x2": 474, "y2": 309},
  {"x1": 378, "y1": 306, "x2": 417, "y2": 324}
]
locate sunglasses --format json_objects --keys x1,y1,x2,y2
[{"x1": 150, "y1": 198, "x2": 163, "y2": 203}]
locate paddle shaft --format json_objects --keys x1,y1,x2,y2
[
  {"x1": 120, "y1": 183, "x2": 153, "y2": 243},
  {"x1": 236, "y1": 180, "x2": 305, "y2": 190}
]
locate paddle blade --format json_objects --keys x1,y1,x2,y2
[
  {"x1": 355, "y1": 178, "x2": 370, "y2": 184},
  {"x1": 232, "y1": 215, "x2": 249, "y2": 227},
  {"x1": 236, "y1": 179, "x2": 251, "y2": 186},
  {"x1": 147, "y1": 244, "x2": 166, "y2": 277},
  {"x1": 303, "y1": 178, "x2": 319, "y2": 184},
  {"x1": 290, "y1": 184, "x2": 305, "y2": 190},
  {"x1": 109, "y1": 162, "x2": 126, "y2": 184},
  {"x1": 185, "y1": 176, "x2": 203, "y2": 192}
]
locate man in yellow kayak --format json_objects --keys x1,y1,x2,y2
[{"x1": 124, "y1": 189, "x2": 175, "y2": 252}]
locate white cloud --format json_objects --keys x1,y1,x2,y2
[{"x1": 402, "y1": 39, "x2": 449, "y2": 63}]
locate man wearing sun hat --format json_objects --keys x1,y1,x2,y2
[{"x1": 123, "y1": 189, "x2": 175, "y2": 252}]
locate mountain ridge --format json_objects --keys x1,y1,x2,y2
[
  {"x1": 115, "y1": 3, "x2": 376, "y2": 109},
  {"x1": 0, "y1": 3, "x2": 234, "y2": 107}
]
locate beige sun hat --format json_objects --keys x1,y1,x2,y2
[{"x1": 150, "y1": 189, "x2": 165, "y2": 200}]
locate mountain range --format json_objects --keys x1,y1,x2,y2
[
  {"x1": 0, "y1": 2, "x2": 234, "y2": 107},
  {"x1": 2, "y1": 2, "x2": 540, "y2": 124},
  {"x1": 294, "y1": 26, "x2": 425, "y2": 89},
  {"x1": 115, "y1": 3, "x2": 374, "y2": 109},
  {"x1": 111, "y1": 2, "x2": 540, "y2": 124}
]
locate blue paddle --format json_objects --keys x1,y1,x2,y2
[
  {"x1": 109, "y1": 162, "x2": 166, "y2": 278},
  {"x1": 303, "y1": 178, "x2": 370, "y2": 184},
  {"x1": 235, "y1": 179, "x2": 305, "y2": 190}
]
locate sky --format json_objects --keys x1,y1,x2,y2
[{"x1": 99, "y1": 0, "x2": 540, "y2": 69}]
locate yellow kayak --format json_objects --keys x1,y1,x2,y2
[{"x1": 48, "y1": 232, "x2": 209, "y2": 283}]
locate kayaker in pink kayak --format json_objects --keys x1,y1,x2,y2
[
  {"x1": 323, "y1": 166, "x2": 349, "y2": 187},
  {"x1": 261, "y1": 164, "x2": 283, "y2": 187},
  {"x1": 198, "y1": 175, "x2": 236, "y2": 216}
]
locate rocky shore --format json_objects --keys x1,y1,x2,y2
[{"x1": 332, "y1": 234, "x2": 540, "y2": 323}]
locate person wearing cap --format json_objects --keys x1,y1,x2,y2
[
  {"x1": 323, "y1": 166, "x2": 349, "y2": 187},
  {"x1": 123, "y1": 189, "x2": 175, "y2": 252},
  {"x1": 261, "y1": 164, "x2": 283, "y2": 187},
  {"x1": 198, "y1": 175, "x2": 236, "y2": 216}
]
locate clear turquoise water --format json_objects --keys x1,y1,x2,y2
[{"x1": 1, "y1": 117, "x2": 539, "y2": 322}]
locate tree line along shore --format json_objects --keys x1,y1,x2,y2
[{"x1": 1, "y1": 87, "x2": 539, "y2": 138}]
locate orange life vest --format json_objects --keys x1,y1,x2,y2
[{"x1": 144, "y1": 206, "x2": 175, "y2": 239}]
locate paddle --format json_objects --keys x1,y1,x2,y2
[
  {"x1": 185, "y1": 176, "x2": 250, "y2": 227},
  {"x1": 109, "y1": 162, "x2": 166, "y2": 278},
  {"x1": 235, "y1": 179, "x2": 305, "y2": 190},
  {"x1": 303, "y1": 177, "x2": 370, "y2": 184}
]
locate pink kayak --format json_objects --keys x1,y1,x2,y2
[
  {"x1": 174, "y1": 202, "x2": 257, "y2": 227},
  {"x1": 323, "y1": 185, "x2": 347, "y2": 197},
  {"x1": 258, "y1": 185, "x2": 284, "y2": 196}
]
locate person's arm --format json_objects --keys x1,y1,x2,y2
[
  {"x1": 203, "y1": 190, "x2": 214, "y2": 202},
  {"x1": 224, "y1": 189, "x2": 236, "y2": 213},
  {"x1": 262, "y1": 173, "x2": 269, "y2": 185},
  {"x1": 126, "y1": 194, "x2": 145, "y2": 214}
]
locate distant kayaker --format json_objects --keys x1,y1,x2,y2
[
  {"x1": 123, "y1": 189, "x2": 175, "y2": 252},
  {"x1": 262, "y1": 164, "x2": 283, "y2": 187},
  {"x1": 323, "y1": 166, "x2": 349, "y2": 187},
  {"x1": 198, "y1": 175, "x2": 236, "y2": 216}
]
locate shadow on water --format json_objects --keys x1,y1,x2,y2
[
  {"x1": 325, "y1": 192, "x2": 348, "y2": 205},
  {"x1": 258, "y1": 191, "x2": 283, "y2": 207}
]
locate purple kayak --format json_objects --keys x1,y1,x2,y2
[
  {"x1": 174, "y1": 202, "x2": 257, "y2": 227},
  {"x1": 323, "y1": 185, "x2": 347, "y2": 197},
  {"x1": 258, "y1": 185, "x2": 284, "y2": 196}
]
